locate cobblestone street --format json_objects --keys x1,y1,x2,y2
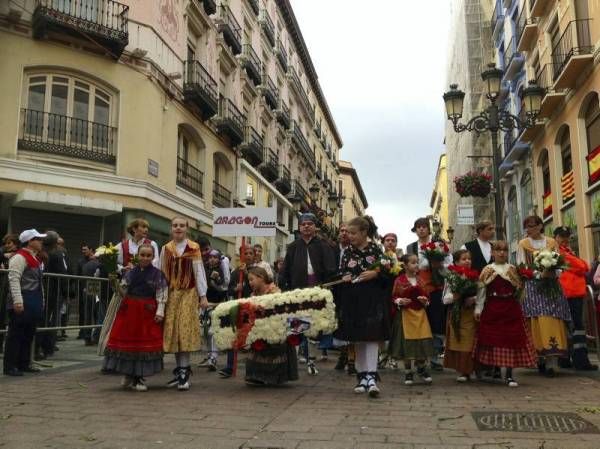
[{"x1": 1, "y1": 338, "x2": 600, "y2": 449}]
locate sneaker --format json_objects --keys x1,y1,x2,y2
[
  {"x1": 347, "y1": 362, "x2": 357, "y2": 376},
  {"x1": 207, "y1": 357, "x2": 217, "y2": 372},
  {"x1": 197, "y1": 357, "x2": 210, "y2": 367},
  {"x1": 417, "y1": 367, "x2": 432, "y2": 384},
  {"x1": 120, "y1": 375, "x2": 133, "y2": 388},
  {"x1": 218, "y1": 367, "x2": 233, "y2": 378},
  {"x1": 506, "y1": 377, "x2": 518, "y2": 387},
  {"x1": 377, "y1": 354, "x2": 388, "y2": 370},
  {"x1": 307, "y1": 361, "x2": 319, "y2": 376},
  {"x1": 245, "y1": 378, "x2": 265, "y2": 386},
  {"x1": 456, "y1": 375, "x2": 469, "y2": 383},
  {"x1": 298, "y1": 356, "x2": 307, "y2": 364},
  {"x1": 389, "y1": 359, "x2": 398, "y2": 370},
  {"x1": 178, "y1": 367, "x2": 191, "y2": 391},
  {"x1": 366, "y1": 374, "x2": 380, "y2": 398},
  {"x1": 354, "y1": 373, "x2": 367, "y2": 394},
  {"x1": 404, "y1": 372, "x2": 414, "y2": 386},
  {"x1": 166, "y1": 368, "x2": 181, "y2": 388},
  {"x1": 131, "y1": 378, "x2": 148, "y2": 392}
]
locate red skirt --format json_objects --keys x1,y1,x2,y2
[{"x1": 106, "y1": 296, "x2": 163, "y2": 354}]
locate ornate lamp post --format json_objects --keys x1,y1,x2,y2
[
  {"x1": 443, "y1": 64, "x2": 544, "y2": 240},
  {"x1": 309, "y1": 182, "x2": 320, "y2": 205},
  {"x1": 446, "y1": 226, "x2": 455, "y2": 243}
]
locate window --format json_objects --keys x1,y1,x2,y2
[
  {"x1": 246, "y1": 183, "x2": 254, "y2": 200},
  {"x1": 586, "y1": 96, "x2": 600, "y2": 154},
  {"x1": 560, "y1": 129, "x2": 572, "y2": 175},
  {"x1": 520, "y1": 170, "x2": 533, "y2": 216}
]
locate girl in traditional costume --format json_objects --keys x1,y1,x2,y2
[
  {"x1": 116, "y1": 218, "x2": 160, "y2": 270},
  {"x1": 474, "y1": 241, "x2": 537, "y2": 387},
  {"x1": 103, "y1": 244, "x2": 166, "y2": 391},
  {"x1": 388, "y1": 253, "x2": 434, "y2": 385},
  {"x1": 517, "y1": 215, "x2": 571, "y2": 377},
  {"x1": 336, "y1": 216, "x2": 391, "y2": 397},
  {"x1": 244, "y1": 266, "x2": 299, "y2": 386},
  {"x1": 160, "y1": 217, "x2": 208, "y2": 391},
  {"x1": 443, "y1": 250, "x2": 478, "y2": 382}
]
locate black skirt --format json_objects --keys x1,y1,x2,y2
[{"x1": 334, "y1": 280, "x2": 391, "y2": 342}]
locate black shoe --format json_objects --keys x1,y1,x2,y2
[
  {"x1": 4, "y1": 368, "x2": 23, "y2": 376},
  {"x1": 537, "y1": 360, "x2": 546, "y2": 374},
  {"x1": 545, "y1": 368, "x2": 557, "y2": 378},
  {"x1": 178, "y1": 367, "x2": 192, "y2": 391},
  {"x1": 347, "y1": 362, "x2": 357, "y2": 376},
  {"x1": 218, "y1": 367, "x2": 233, "y2": 378},
  {"x1": 166, "y1": 368, "x2": 181, "y2": 388},
  {"x1": 334, "y1": 354, "x2": 347, "y2": 371},
  {"x1": 34, "y1": 351, "x2": 46, "y2": 361},
  {"x1": 493, "y1": 367, "x2": 502, "y2": 380},
  {"x1": 575, "y1": 363, "x2": 599, "y2": 371},
  {"x1": 21, "y1": 366, "x2": 41, "y2": 373},
  {"x1": 430, "y1": 361, "x2": 443, "y2": 372},
  {"x1": 245, "y1": 378, "x2": 265, "y2": 386}
]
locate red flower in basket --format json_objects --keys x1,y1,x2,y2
[
  {"x1": 286, "y1": 334, "x2": 301, "y2": 346},
  {"x1": 251, "y1": 339, "x2": 267, "y2": 351}
]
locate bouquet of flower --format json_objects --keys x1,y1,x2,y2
[
  {"x1": 445, "y1": 265, "x2": 479, "y2": 340},
  {"x1": 517, "y1": 263, "x2": 535, "y2": 280},
  {"x1": 94, "y1": 243, "x2": 119, "y2": 276},
  {"x1": 369, "y1": 251, "x2": 402, "y2": 277},
  {"x1": 531, "y1": 249, "x2": 568, "y2": 297},
  {"x1": 454, "y1": 172, "x2": 492, "y2": 197},
  {"x1": 421, "y1": 241, "x2": 450, "y2": 286}
]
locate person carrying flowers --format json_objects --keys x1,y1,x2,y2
[
  {"x1": 442, "y1": 249, "x2": 479, "y2": 382},
  {"x1": 244, "y1": 266, "x2": 299, "y2": 386},
  {"x1": 517, "y1": 215, "x2": 571, "y2": 378},
  {"x1": 388, "y1": 253, "x2": 434, "y2": 386},
  {"x1": 474, "y1": 241, "x2": 537, "y2": 387}
]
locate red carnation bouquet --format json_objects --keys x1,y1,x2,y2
[
  {"x1": 420, "y1": 241, "x2": 450, "y2": 286},
  {"x1": 445, "y1": 264, "x2": 480, "y2": 340},
  {"x1": 517, "y1": 263, "x2": 535, "y2": 280}
]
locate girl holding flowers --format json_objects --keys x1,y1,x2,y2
[
  {"x1": 474, "y1": 241, "x2": 537, "y2": 387},
  {"x1": 388, "y1": 253, "x2": 434, "y2": 385},
  {"x1": 244, "y1": 266, "x2": 299, "y2": 386},
  {"x1": 442, "y1": 250, "x2": 479, "y2": 382},
  {"x1": 517, "y1": 215, "x2": 571, "y2": 377},
  {"x1": 103, "y1": 244, "x2": 167, "y2": 391}
]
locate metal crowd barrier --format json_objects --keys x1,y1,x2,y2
[{"x1": 585, "y1": 286, "x2": 600, "y2": 360}]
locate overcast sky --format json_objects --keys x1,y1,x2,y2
[{"x1": 290, "y1": 0, "x2": 452, "y2": 248}]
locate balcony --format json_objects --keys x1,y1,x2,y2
[
  {"x1": 32, "y1": 0, "x2": 129, "y2": 58},
  {"x1": 259, "y1": 148, "x2": 279, "y2": 182},
  {"x1": 287, "y1": 66, "x2": 312, "y2": 116},
  {"x1": 240, "y1": 44, "x2": 261, "y2": 86},
  {"x1": 260, "y1": 72, "x2": 279, "y2": 110},
  {"x1": 530, "y1": 0, "x2": 550, "y2": 17},
  {"x1": 535, "y1": 63, "x2": 566, "y2": 119},
  {"x1": 288, "y1": 179, "x2": 309, "y2": 204},
  {"x1": 316, "y1": 165, "x2": 323, "y2": 181},
  {"x1": 502, "y1": 37, "x2": 524, "y2": 81},
  {"x1": 18, "y1": 108, "x2": 116, "y2": 164},
  {"x1": 275, "y1": 37, "x2": 288, "y2": 72},
  {"x1": 518, "y1": 107, "x2": 545, "y2": 143},
  {"x1": 183, "y1": 60, "x2": 218, "y2": 119},
  {"x1": 314, "y1": 120, "x2": 321, "y2": 138},
  {"x1": 275, "y1": 165, "x2": 291, "y2": 195},
  {"x1": 490, "y1": 3, "x2": 504, "y2": 39},
  {"x1": 246, "y1": 0, "x2": 259, "y2": 16},
  {"x1": 289, "y1": 121, "x2": 315, "y2": 168},
  {"x1": 551, "y1": 19, "x2": 594, "y2": 90},
  {"x1": 275, "y1": 100, "x2": 291, "y2": 129},
  {"x1": 201, "y1": 0, "x2": 216, "y2": 15},
  {"x1": 177, "y1": 157, "x2": 204, "y2": 198},
  {"x1": 239, "y1": 126, "x2": 264, "y2": 167},
  {"x1": 213, "y1": 180, "x2": 231, "y2": 208},
  {"x1": 217, "y1": 4, "x2": 242, "y2": 55},
  {"x1": 259, "y1": 9, "x2": 275, "y2": 47},
  {"x1": 516, "y1": 7, "x2": 538, "y2": 52},
  {"x1": 215, "y1": 97, "x2": 245, "y2": 145}
]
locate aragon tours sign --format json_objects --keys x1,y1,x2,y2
[{"x1": 212, "y1": 207, "x2": 277, "y2": 237}]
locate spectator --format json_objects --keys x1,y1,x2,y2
[
  {"x1": 80, "y1": 249, "x2": 101, "y2": 346},
  {"x1": 0, "y1": 234, "x2": 20, "y2": 353},
  {"x1": 253, "y1": 243, "x2": 274, "y2": 280},
  {"x1": 198, "y1": 237, "x2": 231, "y2": 294},
  {"x1": 116, "y1": 218, "x2": 160, "y2": 270},
  {"x1": 56, "y1": 236, "x2": 71, "y2": 340},
  {"x1": 461, "y1": 221, "x2": 494, "y2": 273},
  {"x1": 76, "y1": 243, "x2": 94, "y2": 339}
]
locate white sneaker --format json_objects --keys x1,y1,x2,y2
[
  {"x1": 367, "y1": 375, "x2": 380, "y2": 398},
  {"x1": 506, "y1": 378, "x2": 518, "y2": 387},
  {"x1": 456, "y1": 375, "x2": 468, "y2": 383},
  {"x1": 307, "y1": 362, "x2": 318, "y2": 376},
  {"x1": 354, "y1": 375, "x2": 367, "y2": 393},
  {"x1": 131, "y1": 378, "x2": 148, "y2": 392},
  {"x1": 120, "y1": 376, "x2": 133, "y2": 388},
  {"x1": 298, "y1": 356, "x2": 307, "y2": 364},
  {"x1": 177, "y1": 367, "x2": 191, "y2": 391},
  {"x1": 197, "y1": 357, "x2": 210, "y2": 367},
  {"x1": 207, "y1": 357, "x2": 217, "y2": 372}
]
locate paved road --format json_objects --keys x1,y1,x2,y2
[{"x1": 1, "y1": 336, "x2": 600, "y2": 449}]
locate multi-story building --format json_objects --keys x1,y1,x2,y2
[
  {"x1": 444, "y1": 0, "x2": 496, "y2": 247},
  {"x1": 515, "y1": 0, "x2": 600, "y2": 261},
  {"x1": 0, "y1": 0, "x2": 342, "y2": 262},
  {"x1": 338, "y1": 160, "x2": 367, "y2": 223},
  {"x1": 430, "y1": 154, "x2": 450, "y2": 241}
]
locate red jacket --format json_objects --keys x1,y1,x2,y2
[{"x1": 558, "y1": 245, "x2": 589, "y2": 299}]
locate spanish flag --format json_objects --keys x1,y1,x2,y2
[
  {"x1": 586, "y1": 145, "x2": 600, "y2": 184},
  {"x1": 561, "y1": 171, "x2": 575, "y2": 201},
  {"x1": 543, "y1": 191, "x2": 552, "y2": 218}
]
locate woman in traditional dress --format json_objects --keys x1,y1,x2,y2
[
  {"x1": 244, "y1": 266, "x2": 299, "y2": 386},
  {"x1": 103, "y1": 244, "x2": 166, "y2": 391},
  {"x1": 160, "y1": 217, "x2": 208, "y2": 391},
  {"x1": 116, "y1": 218, "x2": 160, "y2": 270},
  {"x1": 474, "y1": 241, "x2": 537, "y2": 387},
  {"x1": 336, "y1": 216, "x2": 390, "y2": 397},
  {"x1": 442, "y1": 249, "x2": 478, "y2": 382},
  {"x1": 517, "y1": 215, "x2": 571, "y2": 377}
]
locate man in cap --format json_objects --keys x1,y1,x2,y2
[
  {"x1": 3, "y1": 229, "x2": 46, "y2": 376},
  {"x1": 555, "y1": 226, "x2": 598, "y2": 371},
  {"x1": 280, "y1": 212, "x2": 337, "y2": 375}
]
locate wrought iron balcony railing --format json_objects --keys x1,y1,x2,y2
[
  {"x1": 259, "y1": 9, "x2": 275, "y2": 46},
  {"x1": 18, "y1": 108, "x2": 116, "y2": 164},
  {"x1": 275, "y1": 165, "x2": 291, "y2": 194},
  {"x1": 216, "y1": 97, "x2": 245, "y2": 145},
  {"x1": 275, "y1": 37, "x2": 288, "y2": 71},
  {"x1": 218, "y1": 4, "x2": 242, "y2": 55},
  {"x1": 32, "y1": 0, "x2": 129, "y2": 58},
  {"x1": 177, "y1": 156, "x2": 204, "y2": 197},
  {"x1": 287, "y1": 66, "x2": 312, "y2": 117},
  {"x1": 240, "y1": 44, "x2": 261, "y2": 86},
  {"x1": 551, "y1": 19, "x2": 593, "y2": 81},
  {"x1": 289, "y1": 179, "x2": 309, "y2": 203},
  {"x1": 240, "y1": 126, "x2": 264, "y2": 167},
  {"x1": 259, "y1": 147, "x2": 279, "y2": 181},
  {"x1": 213, "y1": 180, "x2": 231, "y2": 208},
  {"x1": 290, "y1": 120, "x2": 315, "y2": 168},
  {"x1": 490, "y1": 2, "x2": 504, "y2": 34},
  {"x1": 275, "y1": 99, "x2": 291, "y2": 129},
  {"x1": 199, "y1": 0, "x2": 216, "y2": 15},
  {"x1": 183, "y1": 60, "x2": 218, "y2": 119},
  {"x1": 260, "y1": 72, "x2": 279, "y2": 110},
  {"x1": 247, "y1": 0, "x2": 259, "y2": 16}
]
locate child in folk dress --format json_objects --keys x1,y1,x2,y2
[
  {"x1": 388, "y1": 254, "x2": 434, "y2": 385},
  {"x1": 473, "y1": 241, "x2": 537, "y2": 387},
  {"x1": 103, "y1": 244, "x2": 167, "y2": 391},
  {"x1": 443, "y1": 250, "x2": 478, "y2": 382}
]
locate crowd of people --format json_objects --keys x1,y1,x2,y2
[{"x1": 1, "y1": 213, "x2": 599, "y2": 399}]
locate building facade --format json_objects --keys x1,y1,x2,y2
[
  {"x1": 444, "y1": 0, "x2": 496, "y2": 248},
  {"x1": 0, "y1": 0, "x2": 342, "y2": 262},
  {"x1": 338, "y1": 160, "x2": 368, "y2": 223},
  {"x1": 430, "y1": 154, "x2": 450, "y2": 241},
  {"x1": 515, "y1": 0, "x2": 600, "y2": 262}
]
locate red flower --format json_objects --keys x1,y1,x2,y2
[
  {"x1": 518, "y1": 265, "x2": 535, "y2": 280},
  {"x1": 448, "y1": 265, "x2": 479, "y2": 280},
  {"x1": 287, "y1": 334, "x2": 301, "y2": 346},
  {"x1": 251, "y1": 339, "x2": 267, "y2": 351}
]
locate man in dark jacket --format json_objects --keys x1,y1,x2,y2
[
  {"x1": 280, "y1": 213, "x2": 336, "y2": 375},
  {"x1": 461, "y1": 221, "x2": 494, "y2": 272}
]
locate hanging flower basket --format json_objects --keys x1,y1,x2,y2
[{"x1": 454, "y1": 172, "x2": 492, "y2": 197}]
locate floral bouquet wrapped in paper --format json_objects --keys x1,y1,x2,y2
[
  {"x1": 94, "y1": 243, "x2": 119, "y2": 277},
  {"x1": 369, "y1": 251, "x2": 403, "y2": 277},
  {"x1": 531, "y1": 249, "x2": 568, "y2": 297},
  {"x1": 421, "y1": 241, "x2": 450, "y2": 286},
  {"x1": 209, "y1": 287, "x2": 336, "y2": 352},
  {"x1": 445, "y1": 264, "x2": 479, "y2": 340}
]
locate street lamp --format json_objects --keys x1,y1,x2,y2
[
  {"x1": 443, "y1": 64, "x2": 543, "y2": 240},
  {"x1": 328, "y1": 192, "x2": 339, "y2": 212},
  {"x1": 309, "y1": 182, "x2": 320, "y2": 204},
  {"x1": 432, "y1": 218, "x2": 441, "y2": 238},
  {"x1": 446, "y1": 226, "x2": 455, "y2": 243}
]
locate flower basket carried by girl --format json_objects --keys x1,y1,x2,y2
[{"x1": 454, "y1": 172, "x2": 492, "y2": 198}]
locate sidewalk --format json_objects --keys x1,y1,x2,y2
[{"x1": 1, "y1": 339, "x2": 600, "y2": 449}]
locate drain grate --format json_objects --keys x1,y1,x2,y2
[{"x1": 471, "y1": 411, "x2": 599, "y2": 434}]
